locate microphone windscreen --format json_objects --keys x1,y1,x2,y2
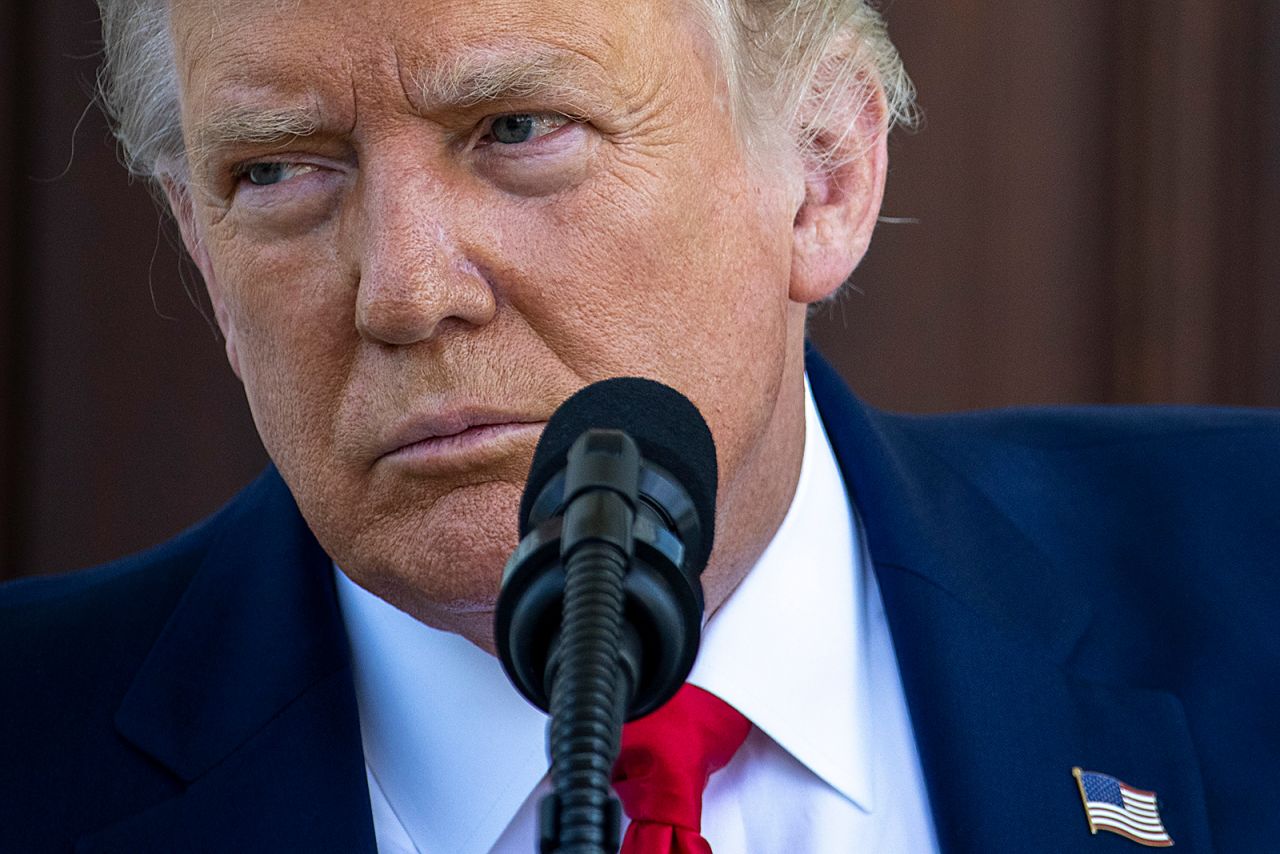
[{"x1": 521, "y1": 377, "x2": 718, "y2": 567}]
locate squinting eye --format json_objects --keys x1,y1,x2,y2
[
  {"x1": 488, "y1": 113, "x2": 570, "y2": 145},
  {"x1": 238, "y1": 162, "x2": 316, "y2": 186}
]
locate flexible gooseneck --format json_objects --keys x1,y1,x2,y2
[{"x1": 494, "y1": 378, "x2": 718, "y2": 854}]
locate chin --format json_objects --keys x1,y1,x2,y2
[{"x1": 336, "y1": 479, "x2": 525, "y2": 629}]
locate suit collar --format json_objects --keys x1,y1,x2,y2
[
  {"x1": 90, "y1": 467, "x2": 375, "y2": 852},
  {"x1": 805, "y1": 348, "x2": 1091, "y2": 663},
  {"x1": 806, "y1": 348, "x2": 1212, "y2": 853}
]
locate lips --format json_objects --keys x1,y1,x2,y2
[{"x1": 376, "y1": 407, "x2": 547, "y2": 463}]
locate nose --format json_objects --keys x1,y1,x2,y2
[{"x1": 354, "y1": 176, "x2": 495, "y2": 346}]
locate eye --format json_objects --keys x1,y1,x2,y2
[
  {"x1": 236, "y1": 161, "x2": 318, "y2": 186},
  {"x1": 484, "y1": 113, "x2": 571, "y2": 146},
  {"x1": 470, "y1": 111, "x2": 592, "y2": 196}
]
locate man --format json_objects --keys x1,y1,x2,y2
[{"x1": 2, "y1": 0, "x2": 1277, "y2": 851}]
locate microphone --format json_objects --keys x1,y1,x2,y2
[{"x1": 494, "y1": 377, "x2": 717, "y2": 853}]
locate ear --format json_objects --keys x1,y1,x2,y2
[
  {"x1": 161, "y1": 177, "x2": 243, "y2": 380},
  {"x1": 789, "y1": 74, "x2": 889, "y2": 304}
]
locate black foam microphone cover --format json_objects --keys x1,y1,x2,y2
[{"x1": 520, "y1": 376, "x2": 718, "y2": 573}]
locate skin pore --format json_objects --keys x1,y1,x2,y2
[{"x1": 164, "y1": 0, "x2": 887, "y2": 652}]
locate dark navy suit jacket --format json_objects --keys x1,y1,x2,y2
[{"x1": 3, "y1": 351, "x2": 1278, "y2": 853}]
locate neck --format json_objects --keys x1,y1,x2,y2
[{"x1": 698, "y1": 340, "x2": 808, "y2": 623}]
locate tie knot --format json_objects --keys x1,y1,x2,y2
[{"x1": 612, "y1": 684, "x2": 751, "y2": 836}]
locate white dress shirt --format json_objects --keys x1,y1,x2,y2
[{"x1": 335, "y1": 377, "x2": 939, "y2": 853}]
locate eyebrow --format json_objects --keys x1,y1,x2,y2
[
  {"x1": 410, "y1": 46, "x2": 606, "y2": 117},
  {"x1": 184, "y1": 47, "x2": 607, "y2": 172},
  {"x1": 187, "y1": 102, "x2": 322, "y2": 173}
]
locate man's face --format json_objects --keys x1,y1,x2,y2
[{"x1": 168, "y1": 0, "x2": 825, "y2": 639}]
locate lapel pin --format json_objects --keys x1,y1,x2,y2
[{"x1": 1073, "y1": 767, "x2": 1173, "y2": 847}]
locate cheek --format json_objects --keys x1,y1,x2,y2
[
  {"x1": 206, "y1": 223, "x2": 355, "y2": 467},
  {"x1": 486, "y1": 143, "x2": 796, "y2": 475},
  {"x1": 511, "y1": 157, "x2": 790, "y2": 350}
]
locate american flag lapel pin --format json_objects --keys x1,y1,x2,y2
[{"x1": 1072, "y1": 767, "x2": 1174, "y2": 847}]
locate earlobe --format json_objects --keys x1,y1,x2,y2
[
  {"x1": 789, "y1": 80, "x2": 889, "y2": 305},
  {"x1": 161, "y1": 177, "x2": 243, "y2": 381}
]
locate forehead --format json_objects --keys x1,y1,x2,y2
[{"x1": 169, "y1": 0, "x2": 687, "y2": 104}]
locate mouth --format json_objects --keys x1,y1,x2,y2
[{"x1": 377, "y1": 414, "x2": 547, "y2": 472}]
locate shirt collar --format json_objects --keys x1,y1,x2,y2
[
  {"x1": 334, "y1": 571, "x2": 548, "y2": 854},
  {"x1": 686, "y1": 375, "x2": 874, "y2": 813},
  {"x1": 335, "y1": 374, "x2": 873, "y2": 853}
]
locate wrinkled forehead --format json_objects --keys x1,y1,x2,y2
[
  {"x1": 167, "y1": 0, "x2": 698, "y2": 98},
  {"x1": 166, "y1": 0, "x2": 718, "y2": 167}
]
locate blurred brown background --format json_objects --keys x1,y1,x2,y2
[{"x1": 2, "y1": 1, "x2": 1277, "y2": 580}]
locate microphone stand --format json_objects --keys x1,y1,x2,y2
[
  {"x1": 496, "y1": 428, "x2": 708, "y2": 853},
  {"x1": 538, "y1": 430, "x2": 640, "y2": 853}
]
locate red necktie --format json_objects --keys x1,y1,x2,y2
[{"x1": 612, "y1": 684, "x2": 752, "y2": 854}]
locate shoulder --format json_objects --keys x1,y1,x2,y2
[
  {"x1": 879, "y1": 401, "x2": 1280, "y2": 542},
  {"x1": 0, "y1": 468, "x2": 336, "y2": 850},
  {"x1": 835, "y1": 400, "x2": 1280, "y2": 652},
  {"x1": 0, "y1": 466, "x2": 292, "y2": 704},
  {"x1": 883, "y1": 401, "x2": 1279, "y2": 455},
  {"x1": 0, "y1": 496, "x2": 237, "y2": 737},
  {"x1": 0, "y1": 495, "x2": 231, "y2": 652},
  {"x1": 808, "y1": 348, "x2": 1280, "y2": 500},
  {"x1": 0, "y1": 480, "x2": 267, "y2": 851},
  {"x1": 0, "y1": 466, "x2": 287, "y2": 627},
  {"x1": 879, "y1": 403, "x2": 1280, "y2": 663},
  {"x1": 881, "y1": 403, "x2": 1280, "y2": 519},
  {"x1": 811, "y1": 349, "x2": 1279, "y2": 579},
  {"x1": 1, "y1": 481, "x2": 255, "y2": 745}
]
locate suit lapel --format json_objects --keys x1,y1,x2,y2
[
  {"x1": 80, "y1": 469, "x2": 375, "y2": 853},
  {"x1": 807, "y1": 351, "x2": 1213, "y2": 853}
]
